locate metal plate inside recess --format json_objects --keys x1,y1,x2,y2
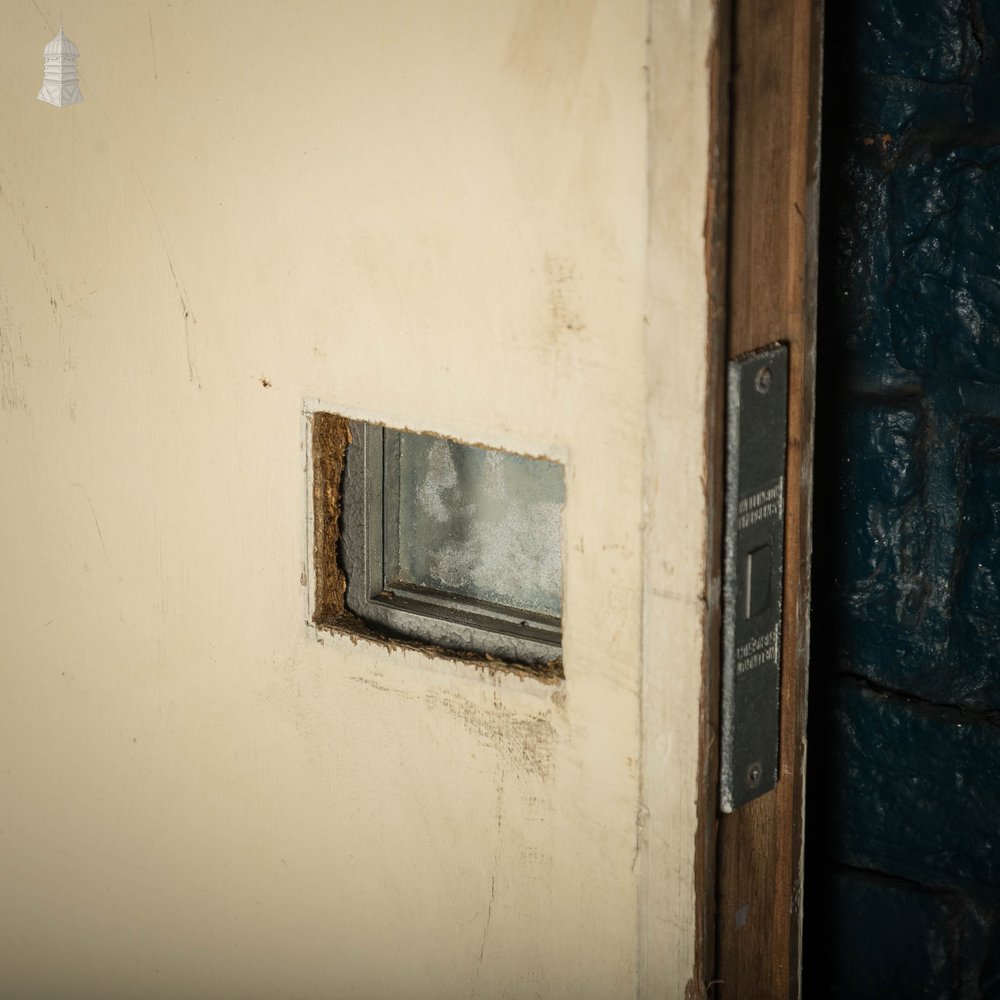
[{"x1": 720, "y1": 343, "x2": 788, "y2": 813}]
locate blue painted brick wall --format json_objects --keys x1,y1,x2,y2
[
  {"x1": 807, "y1": 0, "x2": 1000, "y2": 994},
  {"x1": 832, "y1": 682, "x2": 1000, "y2": 895},
  {"x1": 828, "y1": 867, "x2": 993, "y2": 998}
]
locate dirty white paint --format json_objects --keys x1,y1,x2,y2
[{"x1": 0, "y1": 2, "x2": 714, "y2": 998}]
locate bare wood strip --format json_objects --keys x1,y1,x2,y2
[{"x1": 714, "y1": 0, "x2": 823, "y2": 996}]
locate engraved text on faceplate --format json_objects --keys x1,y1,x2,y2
[
  {"x1": 736, "y1": 624, "x2": 781, "y2": 677},
  {"x1": 737, "y1": 478, "x2": 784, "y2": 531}
]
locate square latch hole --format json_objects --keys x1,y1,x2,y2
[{"x1": 745, "y1": 543, "x2": 772, "y2": 620}]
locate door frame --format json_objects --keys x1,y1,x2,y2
[{"x1": 701, "y1": 0, "x2": 825, "y2": 995}]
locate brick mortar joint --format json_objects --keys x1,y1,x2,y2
[{"x1": 835, "y1": 670, "x2": 1000, "y2": 728}]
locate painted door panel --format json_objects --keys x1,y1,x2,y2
[{"x1": 0, "y1": 3, "x2": 718, "y2": 997}]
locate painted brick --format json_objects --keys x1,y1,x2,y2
[
  {"x1": 833, "y1": 402, "x2": 924, "y2": 619},
  {"x1": 952, "y1": 421, "x2": 1000, "y2": 699},
  {"x1": 821, "y1": 151, "x2": 906, "y2": 392},
  {"x1": 830, "y1": 680, "x2": 1000, "y2": 896},
  {"x1": 856, "y1": 76, "x2": 974, "y2": 141},
  {"x1": 831, "y1": 400, "x2": 947, "y2": 699},
  {"x1": 888, "y1": 149, "x2": 1000, "y2": 383},
  {"x1": 829, "y1": 405, "x2": 1000, "y2": 706},
  {"x1": 812, "y1": 0, "x2": 1000, "y2": 992},
  {"x1": 850, "y1": 0, "x2": 979, "y2": 83},
  {"x1": 981, "y1": 922, "x2": 1000, "y2": 999},
  {"x1": 826, "y1": 868, "x2": 992, "y2": 999}
]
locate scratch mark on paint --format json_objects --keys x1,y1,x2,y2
[
  {"x1": 0, "y1": 169, "x2": 71, "y2": 370},
  {"x1": 476, "y1": 876, "x2": 496, "y2": 968},
  {"x1": 471, "y1": 765, "x2": 504, "y2": 997},
  {"x1": 127, "y1": 161, "x2": 200, "y2": 386},
  {"x1": 148, "y1": 12, "x2": 159, "y2": 80},
  {"x1": 65, "y1": 288, "x2": 99, "y2": 309},
  {"x1": 23, "y1": 62, "x2": 197, "y2": 384},
  {"x1": 348, "y1": 675, "x2": 408, "y2": 697},
  {"x1": 632, "y1": 802, "x2": 649, "y2": 872},
  {"x1": 0, "y1": 175, "x2": 64, "y2": 310},
  {"x1": 0, "y1": 279, "x2": 28, "y2": 411},
  {"x1": 74, "y1": 482, "x2": 108, "y2": 558},
  {"x1": 30, "y1": 0, "x2": 55, "y2": 33}
]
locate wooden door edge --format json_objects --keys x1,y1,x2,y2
[
  {"x1": 786, "y1": 2, "x2": 825, "y2": 991},
  {"x1": 712, "y1": 0, "x2": 825, "y2": 996},
  {"x1": 693, "y1": 0, "x2": 734, "y2": 995}
]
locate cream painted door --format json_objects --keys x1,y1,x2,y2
[{"x1": 0, "y1": 3, "x2": 718, "y2": 998}]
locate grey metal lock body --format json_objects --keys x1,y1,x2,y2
[{"x1": 720, "y1": 343, "x2": 788, "y2": 813}]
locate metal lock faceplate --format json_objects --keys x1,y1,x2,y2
[{"x1": 720, "y1": 344, "x2": 788, "y2": 813}]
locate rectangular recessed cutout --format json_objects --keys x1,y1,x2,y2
[
  {"x1": 745, "y1": 544, "x2": 772, "y2": 619},
  {"x1": 309, "y1": 410, "x2": 564, "y2": 679}
]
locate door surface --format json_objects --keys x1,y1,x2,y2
[{"x1": 0, "y1": 3, "x2": 720, "y2": 998}]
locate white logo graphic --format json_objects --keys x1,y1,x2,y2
[{"x1": 38, "y1": 27, "x2": 83, "y2": 108}]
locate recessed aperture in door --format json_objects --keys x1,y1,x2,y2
[{"x1": 309, "y1": 412, "x2": 564, "y2": 675}]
